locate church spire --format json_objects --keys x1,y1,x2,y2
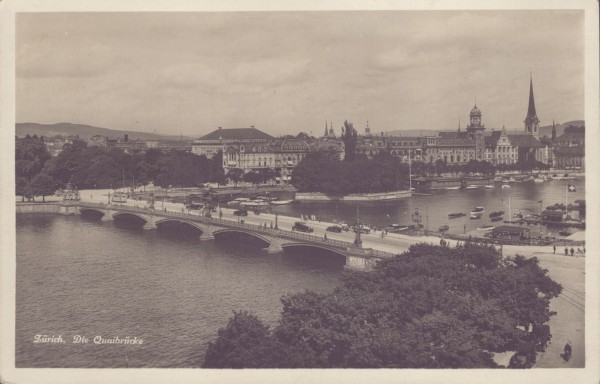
[
  {"x1": 524, "y1": 73, "x2": 540, "y2": 138},
  {"x1": 324, "y1": 121, "x2": 328, "y2": 137},
  {"x1": 527, "y1": 74, "x2": 537, "y2": 119}
]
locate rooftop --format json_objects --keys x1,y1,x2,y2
[{"x1": 198, "y1": 127, "x2": 275, "y2": 141}]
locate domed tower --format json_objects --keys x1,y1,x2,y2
[{"x1": 466, "y1": 103, "x2": 486, "y2": 160}]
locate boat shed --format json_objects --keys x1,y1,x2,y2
[{"x1": 491, "y1": 225, "x2": 530, "y2": 239}]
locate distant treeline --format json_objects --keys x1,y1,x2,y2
[
  {"x1": 291, "y1": 150, "x2": 549, "y2": 195},
  {"x1": 15, "y1": 135, "x2": 225, "y2": 200}
]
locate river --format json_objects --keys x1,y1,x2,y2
[
  {"x1": 15, "y1": 176, "x2": 585, "y2": 368},
  {"x1": 271, "y1": 177, "x2": 585, "y2": 236},
  {"x1": 16, "y1": 215, "x2": 344, "y2": 368}
]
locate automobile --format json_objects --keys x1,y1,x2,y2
[
  {"x1": 292, "y1": 221, "x2": 313, "y2": 233},
  {"x1": 326, "y1": 225, "x2": 342, "y2": 233},
  {"x1": 233, "y1": 209, "x2": 248, "y2": 216}
]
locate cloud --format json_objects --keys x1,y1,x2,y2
[{"x1": 17, "y1": 42, "x2": 119, "y2": 79}]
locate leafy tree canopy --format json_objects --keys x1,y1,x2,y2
[{"x1": 203, "y1": 243, "x2": 561, "y2": 368}]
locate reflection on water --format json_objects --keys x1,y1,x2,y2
[{"x1": 16, "y1": 214, "x2": 343, "y2": 368}]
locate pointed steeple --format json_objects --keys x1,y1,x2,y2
[
  {"x1": 458, "y1": 115, "x2": 461, "y2": 132},
  {"x1": 524, "y1": 73, "x2": 540, "y2": 138},
  {"x1": 552, "y1": 119, "x2": 557, "y2": 141},
  {"x1": 527, "y1": 74, "x2": 537, "y2": 119},
  {"x1": 324, "y1": 121, "x2": 328, "y2": 137}
]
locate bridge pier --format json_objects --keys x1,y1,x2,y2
[
  {"x1": 266, "y1": 236, "x2": 286, "y2": 254},
  {"x1": 60, "y1": 203, "x2": 81, "y2": 216},
  {"x1": 198, "y1": 225, "x2": 215, "y2": 241},
  {"x1": 100, "y1": 212, "x2": 114, "y2": 221},
  {"x1": 344, "y1": 248, "x2": 380, "y2": 272}
]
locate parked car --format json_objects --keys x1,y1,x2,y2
[
  {"x1": 233, "y1": 209, "x2": 248, "y2": 216},
  {"x1": 292, "y1": 221, "x2": 313, "y2": 233},
  {"x1": 326, "y1": 225, "x2": 342, "y2": 233}
]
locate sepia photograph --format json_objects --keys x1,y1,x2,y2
[{"x1": 1, "y1": 1, "x2": 598, "y2": 383}]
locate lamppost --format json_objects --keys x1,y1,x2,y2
[
  {"x1": 354, "y1": 206, "x2": 362, "y2": 247},
  {"x1": 412, "y1": 207, "x2": 422, "y2": 235},
  {"x1": 275, "y1": 212, "x2": 279, "y2": 230}
]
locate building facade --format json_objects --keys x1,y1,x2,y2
[
  {"x1": 355, "y1": 77, "x2": 551, "y2": 168},
  {"x1": 192, "y1": 126, "x2": 343, "y2": 181}
]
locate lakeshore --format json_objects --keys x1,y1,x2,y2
[{"x1": 15, "y1": 199, "x2": 585, "y2": 368}]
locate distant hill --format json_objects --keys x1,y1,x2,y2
[
  {"x1": 539, "y1": 120, "x2": 584, "y2": 138},
  {"x1": 15, "y1": 122, "x2": 195, "y2": 141}
]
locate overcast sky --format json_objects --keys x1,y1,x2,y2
[{"x1": 16, "y1": 11, "x2": 584, "y2": 138}]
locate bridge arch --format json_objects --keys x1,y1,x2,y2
[
  {"x1": 80, "y1": 207, "x2": 109, "y2": 218},
  {"x1": 212, "y1": 229, "x2": 272, "y2": 246},
  {"x1": 112, "y1": 211, "x2": 151, "y2": 223},
  {"x1": 281, "y1": 243, "x2": 348, "y2": 259},
  {"x1": 154, "y1": 218, "x2": 208, "y2": 233}
]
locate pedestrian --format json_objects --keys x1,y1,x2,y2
[
  {"x1": 583, "y1": 246, "x2": 586, "y2": 254},
  {"x1": 553, "y1": 244, "x2": 556, "y2": 254},
  {"x1": 440, "y1": 238, "x2": 444, "y2": 246},
  {"x1": 570, "y1": 247, "x2": 574, "y2": 256},
  {"x1": 565, "y1": 247, "x2": 569, "y2": 256},
  {"x1": 324, "y1": 233, "x2": 327, "y2": 240}
]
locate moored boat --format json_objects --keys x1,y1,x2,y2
[
  {"x1": 386, "y1": 224, "x2": 409, "y2": 233},
  {"x1": 484, "y1": 185, "x2": 495, "y2": 189},
  {"x1": 490, "y1": 216, "x2": 503, "y2": 222},
  {"x1": 465, "y1": 185, "x2": 479, "y2": 190},
  {"x1": 240, "y1": 200, "x2": 269, "y2": 208},
  {"x1": 476, "y1": 225, "x2": 495, "y2": 231},
  {"x1": 448, "y1": 212, "x2": 466, "y2": 218},
  {"x1": 270, "y1": 199, "x2": 294, "y2": 205},
  {"x1": 501, "y1": 184, "x2": 511, "y2": 189},
  {"x1": 438, "y1": 224, "x2": 450, "y2": 232}
]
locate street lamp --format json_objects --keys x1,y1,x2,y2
[
  {"x1": 412, "y1": 208, "x2": 422, "y2": 235},
  {"x1": 274, "y1": 212, "x2": 279, "y2": 230},
  {"x1": 354, "y1": 206, "x2": 362, "y2": 247}
]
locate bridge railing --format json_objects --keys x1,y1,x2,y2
[{"x1": 76, "y1": 201, "x2": 397, "y2": 259}]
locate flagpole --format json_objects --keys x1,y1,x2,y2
[{"x1": 565, "y1": 184, "x2": 568, "y2": 217}]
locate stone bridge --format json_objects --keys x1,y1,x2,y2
[{"x1": 70, "y1": 201, "x2": 396, "y2": 271}]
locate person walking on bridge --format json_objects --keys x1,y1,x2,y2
[{"x1": 553, "y1": 244, "x2": 556, "y2": 254}]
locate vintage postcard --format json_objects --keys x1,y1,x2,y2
[{"x1": 1, "y1": 0, "x2": 598, "y2": 383}]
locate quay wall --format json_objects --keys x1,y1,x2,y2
[
  {"x1": 295, "y1": 190, "x2": 412, "y2": 202},
  {"x1": 16, "y1": 202, "x2": 61, "y2": 214}
]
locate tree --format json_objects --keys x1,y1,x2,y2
[
  {"x1": 203, "y1": 311, "x2": 286, "y2": 368},
  {"x1": 15, "y1": 135, "x2": 51, "y2": 182},
  {"x1": 15, "y1": 177, "x2": 30, "y2": 202},
  {"x1": 226, "y1": 168, "x2": 244, "y2": 186},
  {"x1": 29, "y1": 173, "x2": 57, "y2": 202},
  {"x1": 205, "y1": 243, "x2": 561, "y2": 368},
  {"x1": 341, "y1": 121, "x2": 358, "y2": 162},
  {"x1": 296, "y1": 132, "x2": 313, "y2": 140}
]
